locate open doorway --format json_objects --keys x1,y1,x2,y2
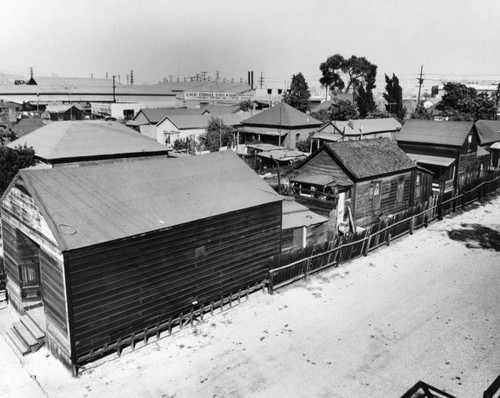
[{"x1": 16, "y1": 230, "x2": 42, "y2": 302}]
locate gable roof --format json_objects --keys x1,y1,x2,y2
[
  {"x1": 329, "y1": 118, "x2": 402, "y2": 136},
  {"x1": 134, "y1": 108, "x2": 203, "y2": 124},
  {"x1": 160, "y1": 113, "x2": 249, "y2": 130},
  {"x1": 475, "y1": 120, "x2": 500, "y2": 146},
  {"x1": 312, "y1": 94, "x2": 355, "y2": 112},
  {"x1": 325, "y1": 138, "x2": 416, "y2": 180},
  {"x1": 242, "y1": 102, "x2": 322, "y2": 128},
  {"x1": 7, "y1": 121, "x2": 168, "y2": 161},
  {"x1": 397, "y1": 120, "x2": 474, "y2": 147},
  {"x1": 8, "y1": 151, "x2": 281, "y2": 251}
]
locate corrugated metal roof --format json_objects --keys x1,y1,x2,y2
[
  {"x1": 136, "y1": 108, "x2": 204, "y2": 124},
  {"x1": 282, "y1": 199, "x2": 328, "y2": 229},
  {"x1": 327, "y1": 138, "x2": 416, "y2": 180},
  {"x1": 243, "y1": 103, "x2": 322, "y2": 128},
  {"x1": 475, "y1": 120, "x2": 500, "y2": 145},
  {"x1": 406, "y1": 153, "x2": 455, "y2": 167},
  {"x1": 14, "y1": 151, "x2": 282, "y2": 251},
  {"x1": 397, "y1": 120, "x2": 473, "y2": 147},
  {"x1": 7, "y1": 121, "x2": 169, "y2": 161}
]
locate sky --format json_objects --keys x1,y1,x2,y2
[{"x1": 1, "y1": 0, "x2": 500, "y2": 94}]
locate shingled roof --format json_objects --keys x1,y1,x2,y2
[
  {"x1": 396, "y1": 120, "x2": 473, "y2": 147},
  {"x1": 326, "y1": 138, "x2": 416, "y2": 180},
  {"x1": 242, "y1": 102, "x2": 322, "y2": 128}
]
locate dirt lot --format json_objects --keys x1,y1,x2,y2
[{"x1": 1, "y1": 197, "x2": 500, "y2": 398}]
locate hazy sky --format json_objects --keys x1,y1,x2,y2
[{"x1": 2, "y1": 0, "x2": 499, "y2": 91}]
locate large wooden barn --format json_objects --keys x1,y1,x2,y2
[{"x1": 1, "y1": 151, "x2": 282, "y2": 372}]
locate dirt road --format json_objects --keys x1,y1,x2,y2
[{"x1": 2, "y1": 197, "x2": 500, "y2": 397}]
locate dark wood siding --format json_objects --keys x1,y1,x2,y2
[
  {"x1": 297, "y1": 150, "x2": 351, "y2": 184},
  {"x1": 354, "y1": 172, "x2": 412, "y2": 227},
  {"x1": 66, "y1": 202, "x2": 282, "y2": 360}
]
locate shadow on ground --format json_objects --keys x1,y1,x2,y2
[{"x1": 447, "y1": 223, "x2": 500, "y2": 251}]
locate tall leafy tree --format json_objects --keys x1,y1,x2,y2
[
  {"x1": 203, "y1": 117, "x2": 234, "y2": 152},
  {"x1": 0, "y1": 145, "x2": 36, "y2": 196},
  {"x1": 319, "y1": 54, "x2": 377, "y2": 116},
  {"x1": 311, "y1": 100, "x2": 359, "y2": 123},
  {"x1": 283, "y1": 73, "x2": 311, "y2": 113},
  {"x1": 383, "y1": 73, "x2": 406, "y2": 120},
  {"x1": 436, "y1": 82, "x2": 497, "y2": 121}
]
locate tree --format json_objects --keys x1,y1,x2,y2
[
  {"x1": 283, "y1": 73, "x2": 311, "y2": 113},
  {"x1": 411, "y1": 104, "x2": 432, "y2": 120},
  {"x1": 203, "y1": 117, "x2": 234, "y2": 152},
  {"x1": 311, "y1": 100, "x2": 359, "y2": 123},
  {"x1": 436, "y1": 82, "x2": 497, "y2": 121},
  {"x1": 239, "y1": 100, "x2": 252, "y2": 112},
  {"x1": 383, "y1": 73, "x2": 407, "y2": 120},
  {"x1": 319, "y1": 54, "x2": 378, "y2": 117},
  {"x1": 0, "y1": 144, "x2": 36, "y2": 196}
]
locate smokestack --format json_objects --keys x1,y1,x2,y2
[
  {"x1": 130, "y1": 70, "x2": 134, "y2": 85},
  {"x1": 251, "y1": 71, "x2": 254, "y2": 90},
  {"x1": 30, "y1": 66, "x2": 33, "y2": 79}
]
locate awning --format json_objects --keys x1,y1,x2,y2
[
  {"x1": 291, "y1": 173, "x2": 353, "y2": 187},
  {"x1": 476, "y1": 146, "x2": 489, "y2": 157},
  {"x1": 491, "y1": 142, "x2": 500, "y2": 150},
  {"x1": 407, "y1": 153, "x2": 455, "y2": 167}
]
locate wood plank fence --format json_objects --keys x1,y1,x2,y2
[{"x1": 268, "y1": 171, "x2": 500, "y2": 293}]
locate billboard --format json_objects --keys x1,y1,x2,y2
[{"x1": 184, "y1": 92, "x2": 252, "y2": 101}]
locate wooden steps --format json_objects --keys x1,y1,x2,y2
[{"x1": 6, "y1": 308, "x2": 46, "y2": 356}]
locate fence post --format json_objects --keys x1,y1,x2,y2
[
  {"x1": 364, "y1": 233, "x2": 372, "y2": 256},
  {"x1": 409, "y1": 216, "x2": 415, "y2": 235},
  {"x1": 304, "y1": 258, "x2": 311, "y2": 281},
  {"x1": 268, "y1": 271, "x2": 274, "y2": 295},
  {"x1": 438, "y1": 203, "x2": 443, "y2": 220},
  {"x1": 386, "y1": 232, "x2": 391, "y2": 246}
]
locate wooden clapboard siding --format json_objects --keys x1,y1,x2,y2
[
  {"x1": 297, "y1": 150, "x2": 351, "y2": 184},
  {"x1": 2, "y1": 220, "x2": 20, "y2": 286},
  {"x1": 66, "y1": 202, "x2": 282, "y2": 359},
  {"x1": 39, "y1": 248, "x2": 72, "y2": 366},
  {"x1": 354, "y1": 172, "x2": 412, "y2": 227}
]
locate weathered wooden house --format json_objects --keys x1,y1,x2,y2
[
  {"x1": 6, "y1": 121, "x2": 169, "y2": 167},
  {"x1": 290, "y1": 139, "x2": 433, "y2": 230},
  {"x1": 1, "y1": 151, "x2": 282, "y2": 372},
  {"x1": 396, "y1": 120, "x2": 478, "y2": 194},
  {"x1": 311, "y1": 118, "x2": 402, "y2": 149},
  {"x1": 239, "y1": 102, "x2": 322, "y2": 149}
]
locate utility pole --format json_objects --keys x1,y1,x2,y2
[
  {"x1": 216, "y1": 70, "x2": 220, "y2": 81},
  {"x1": 201, "y1": 71, "x2": 207, "y2": 81},
  {"x1": 112, "y1": 75, "x2": 116, "y2": 103},
  {"x1": 259, "y1": 72, "x2": 264, "y2": 89},
  {"x1": 417, "y1": 65, "x2": 424, "y2": 107}
]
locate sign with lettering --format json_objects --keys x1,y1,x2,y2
[{"x1": 184, "y1": 92, "x2": 252, "y2": 101}]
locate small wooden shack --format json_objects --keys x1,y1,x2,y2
[
  {"x1": 1, "y1": 151, "x2": 282, "y2": 372},
  {"x1": 290, "y1": 139, "x2": 433, "y2": 230}
]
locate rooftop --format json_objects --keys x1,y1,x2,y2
[
  {"x1": 243, "y1": 103, "x2": 322, "y2": 128},
  {"x1": 397, "y1": 120, "x2": 474, "y2": 147},
  {"x1": 8, "y1": 151, "x2": 281, "y2": 251}
]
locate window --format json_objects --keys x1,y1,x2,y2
[
  {"x1": 396, "y1": 176, "x2": 405, "y2": 204},
  {"x1": 123, "y1": 109, "x2": 134, "y2": 120},
  {"x1": 415, "y1": 173, "x2": 421, "y2": 200},
  {"x1": 373, "y1": 181, "x2": 381, "y2": 210}
]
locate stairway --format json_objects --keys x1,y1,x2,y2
[{"x1": 6, "y1": 307, "x2": 45, "y2": 356}]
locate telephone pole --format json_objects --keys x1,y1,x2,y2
[
  {"x1": 259, "y1": 72, "x2": 264, "y2": 89},
  {"x1": 417, "y1": 65, "x2": 424, "y2": 106}
]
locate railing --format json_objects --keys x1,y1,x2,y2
[{"x1": 268, "y1": 171, "x2": 500, "y2": 293}]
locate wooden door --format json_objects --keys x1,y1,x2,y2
[{"x1": 17, "y1": 231, "x2": 42, "y2": 300}]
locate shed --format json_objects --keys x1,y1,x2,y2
[
  {"x1": 291, "y1": 139, "x2": 432, "y2": 230},
  {"x1": 6, "y1": 121, "x2": 169, "y2": 167},
  {"x1": 1, "y1": 151, "x2": 282, "y2": 372},
  {"x1": 396, "y1": 120, "x2": 477, "y2": 193}
]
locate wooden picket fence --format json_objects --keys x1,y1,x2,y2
[{"x1": 268, "y1": 171, "x2": 500, "y2": 293}]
